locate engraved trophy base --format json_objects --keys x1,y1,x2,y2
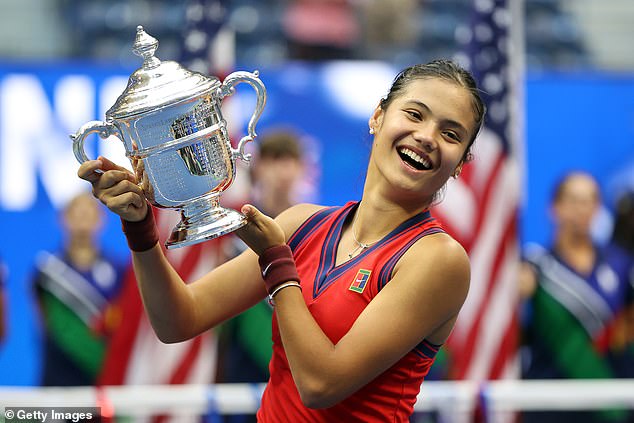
[{"x1": 165, "y1": 195, "x2": 246, "y2": 249}]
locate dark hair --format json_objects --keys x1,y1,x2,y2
[
  {"x1": 258, "y1": 129, "x2": 302, "y2": 160},
  {"x1": 612, "y1": 190, "x2": 634, "y2": 252},
  {"x1": 379, "y1": 59, "x2": 486, "y2": 162}
]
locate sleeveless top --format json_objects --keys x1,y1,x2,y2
[{"x1": 257, "y1": 201, "x2": 446, "y2": 422}]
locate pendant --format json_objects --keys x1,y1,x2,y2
[{"x1": 348, "y1": 242, "x2": 369, "y2": 259}]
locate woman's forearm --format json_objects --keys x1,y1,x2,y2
[
  {"x1": 273, "y1": 288, "x2": 361, "y2": 408},
  {"x1": 131, "y1": 245, "x2": 200, "y2": 343}
]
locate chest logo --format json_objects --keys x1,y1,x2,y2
[{"x1": 349, "y1": 269, "x2": 372, "y2": 293}]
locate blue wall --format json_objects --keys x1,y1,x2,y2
[
  {"x1": 1, "y1": 62, "x2": 633, "y2": 385},
  {"x1": 523, "y1": 72, "x2": 634, "y2": 246}
]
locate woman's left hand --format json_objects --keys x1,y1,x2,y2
[{"x1": 236, "y1": 204, "x2": 286, "y2": 256}]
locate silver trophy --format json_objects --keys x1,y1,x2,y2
[{"x1": 72, "y1": 26, "x2": 266, "y2": 249}]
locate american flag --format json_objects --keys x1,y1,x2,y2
[
  {"x1": 179, "y1": 0, "x2": 232, "y2": 75},
  {"x1": 433, "y1": 0, "x2": 522, "y2": 382},
  {"x1": 99, "y1": 2, "x2": 236, "y2": 421}
]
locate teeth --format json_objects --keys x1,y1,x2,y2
[{"x1": 400, "y1": 147, "x2": 431, "y2": 168}]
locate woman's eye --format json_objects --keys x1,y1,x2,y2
[
  {"x1": 406, "y1": 110, "x2": 422, "y2": 120},
  {"x1": 444, "y1": 131, "x2": 461, "y2": 142}
]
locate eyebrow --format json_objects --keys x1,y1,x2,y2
[{"x1": 405, "y1": 100, "x2": 469, "y2": 137}]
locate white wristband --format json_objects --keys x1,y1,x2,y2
[{"x1": 268, "y1": 281, "x2": 302, "y2": 306}]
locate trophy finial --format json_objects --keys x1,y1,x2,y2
[{"x1": 133, "y1": 25, "x2": 161, "y2": 69}]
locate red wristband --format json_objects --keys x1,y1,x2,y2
[
  {"x1": 258, "y1": 244, "x2": 300, "y2": 294},
  {"x1": 121, "y1": 205, "x2": 159, "y2": 252}
]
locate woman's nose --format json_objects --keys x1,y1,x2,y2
[{"x1": 414, "y1": 122, "x2": 438, "y2": 152}]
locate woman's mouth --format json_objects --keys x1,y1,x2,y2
[{"x1": 397, "y1": 147, "x2": 432, "y2": 171}]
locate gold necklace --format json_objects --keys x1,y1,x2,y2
[{"x1": 348, "y1": 210, "x2": 380, "y2": 259}]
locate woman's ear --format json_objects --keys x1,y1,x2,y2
[
  {"x1": 453, "y1": 162, "x2": 464, "y2": 178},
  {"x1": 369, "y1": 105, "x2": 383, "y2": 134}
]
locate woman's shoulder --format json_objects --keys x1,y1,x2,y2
[
  {"x1": 417, "y1": 231, "x2": 468, "y2": 260},
  {"x1": 390, "y1": 231, "x2": 471, "y2": 343},
  {"x1": 275, "y1": 203, "x2": 330, "y2": 240},
  {"x1": 398, "y1": 231, "x2": 470, "y2": 286}
]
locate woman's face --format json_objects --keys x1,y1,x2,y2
[
  {"x1": 63, "y1": 194, "x2": 102, "y2": 240},
  {"x1": 552, "y1": 174, "x2": 599, "y2": 237},
  {"x1": 368, "y1": 77, "x2": 476, "y2": 203}
]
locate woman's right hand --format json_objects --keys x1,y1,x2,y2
[{"x1": 77, "y1": 156, "x2": 148, "y2": 222}]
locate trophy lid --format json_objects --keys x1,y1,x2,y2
[{"x1": 107, "y1": 26, "x2": 219, "y2": 119}]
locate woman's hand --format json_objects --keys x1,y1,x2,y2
[
  {"x1": 236, "y1": 204, "x2": 286, "y2": 256},
  {"x1": 77, "y1": 156, "x2": 148, "y2": 222}
]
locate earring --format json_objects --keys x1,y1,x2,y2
[{"x1": 369, "y1": 127, "x2": 375, "y2": 134}]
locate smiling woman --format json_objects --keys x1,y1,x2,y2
[
  {"x1": 366, "y1": 61, "x2": 485, "y2": 208},
  {"x1": 78, "y1": 59, "x2": 486, "y2": 422}
]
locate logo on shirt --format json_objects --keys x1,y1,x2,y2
[{"x1": 349, "y1": 269, "x2": 371, "y2": 293}]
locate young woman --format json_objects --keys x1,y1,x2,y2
[
  {"x1": 520, "y1": 172, "x2": 634, "y2": 423},
  {"x1": 78, "y1": 59, "x2": 485, "y2": 422}
]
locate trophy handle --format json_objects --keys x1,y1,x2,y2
[
  {"x1": 70, "y1": 121, "x2": 122, "y2": 173},
  {"x1": 219, "y1": 70, "x2": 267, "y2": 163}
]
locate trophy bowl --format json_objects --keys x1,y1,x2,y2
[{"x1": 71, "y1": 26, "x2": 266, "y2": 249}]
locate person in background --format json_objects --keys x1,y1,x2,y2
[
  {"x1": 612, "y1": 190, "x2": 634, "y2": 254},
  {"x1": 33, "y1": 192, "x2": 124, "y2": 386},
  {"x1": 216, "y1": 129, "x2": 308, "y2": 422},
  {"x1": 357, "y1": 0, "x2": 421, "y2": 62},
  {"x1": 249, "y1": 128, "x2": 307, "y2": 219},
  {"x1": 519, "y1": 171, "x2": 634, "y2": 423},
  {"x1": 608, "y1": 190, "x2": 634, "y2": 382},
  {"x1": 282, "y1": 0, "x2": 360, "y2": 60}
]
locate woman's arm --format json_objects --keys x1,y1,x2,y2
[
  {"x1": 76, "y1": 157, "x2": 261, "y2": 341},
  {"x1": 141, "y1": 203, "x2": 323, "y2": 342},
  {"x1": 77, "y1": 157, "x2": 320, "y2": 343},
  {"x1": 239, "y1": 208, "x2": 470, "y2": 408},
  {"x1": 130, "y1": 244, "x2": 266, "y2": 343},
  {"x1": 283, "y1": 235, "x2": 469, "y2": 407}
]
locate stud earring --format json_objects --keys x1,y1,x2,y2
[{"x1": 369, "y1": 127, "x2": 375, "y2": 134}]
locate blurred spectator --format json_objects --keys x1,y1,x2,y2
[
  {"x1": 33, "y1": 192, "x2": 124, "y2": 386},
  {"x1": 216, "y1": 128, "x2": 309, "y2": 422},
  {"x1": 282, "y1": 0, "x2": 360, "y2": 60},
  {"x1": 357, "y1": 0, "x2": 421, "y2": 61},
  {"x1": 608, "y1": 190, "x2": 634, "y2": 380},
  {"x1": 520, "y1": 171, "x2": 634, "y2": 423},
  {"x1": 249, "y1": 128, "x2": 307, "y2": 218},
  {"x1": 612, "y1": 190, "x2": 634, "y2": 254}
]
